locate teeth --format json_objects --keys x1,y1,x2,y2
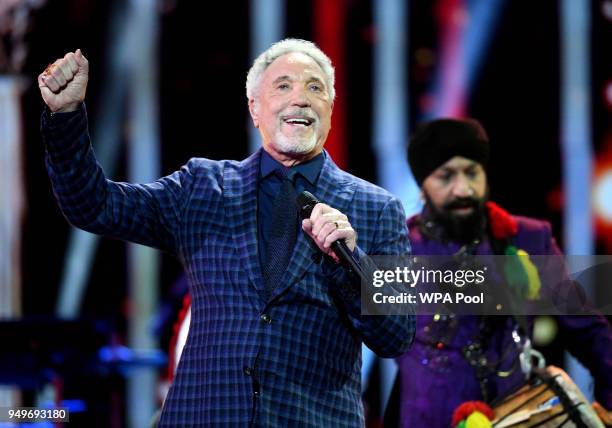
[{"x1": 285, "y1": 118, "x2": 311, "y2": 125}]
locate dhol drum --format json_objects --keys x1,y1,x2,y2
[{"x1": 491, "y1": 366, "x2": 604, "y2": 428}]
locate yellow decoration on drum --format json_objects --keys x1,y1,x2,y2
[
  {"x1": 465, "y1": 411, "x2": 492, "y2": 428},
  {"x1": 452, "y1": 401, "x2": 495, "y2": 428}
]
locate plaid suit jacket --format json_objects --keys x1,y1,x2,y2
[{"x1": 42, "y1": 105, "x2": 415, "y2": 427}]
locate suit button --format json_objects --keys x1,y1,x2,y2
[
  {"x1": 260, "y1": 314, "x2": 272, "y2": 324},
  {"x1": 243, "y1": 366, "x2": 252, "y2": 376}
]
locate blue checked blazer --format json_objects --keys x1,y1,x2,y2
[{"x1": 42, "y1": 105, "x2": 415, "y2": 427}]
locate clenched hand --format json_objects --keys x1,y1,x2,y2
[{"x1": 38, "y1": 49, "x2": 89, "y2": 113}]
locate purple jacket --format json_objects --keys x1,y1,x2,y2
[{"x1": 396, "y1": 212, "x2": 612, "y2": 427}]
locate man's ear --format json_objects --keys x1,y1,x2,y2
[{"x1": 248, "y1": 98, "x2": 259, "y2": 128}]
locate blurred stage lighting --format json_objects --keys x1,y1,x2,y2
[
  {"x1": 605, "y1": 80, "x2": 612, "y2": 109},
  {"x1": 593, "y1": 169, "x2": 612, "y2": 222},
  {"x1": 602, "y1": 0, "x2": 612, "y2": 21}
]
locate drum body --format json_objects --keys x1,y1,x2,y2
[{"x1": 492, "y1": 366, "x2": 604, "y2": 428}]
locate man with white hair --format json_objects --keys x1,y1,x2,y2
[{"x1": 39, "y1": 39, "x2": 415, "y2": 426}]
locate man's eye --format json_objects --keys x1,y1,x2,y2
[
  {"x1": 466, "y1": 170, "x2": 478, "y2": 179},
  {"x1": 309, "y1": 84, "x2": 322, "y2": 92},
  {"x1": 277, "y1": 83, "x2": 289, "y2": 90}
]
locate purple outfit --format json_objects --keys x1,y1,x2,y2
[{"x1": 396, "y1": 212, "x2": 612, "y2": 428}]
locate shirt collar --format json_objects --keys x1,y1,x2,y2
[{"x1": 259, "y1": 149, "x2": 324, "y2": 185}]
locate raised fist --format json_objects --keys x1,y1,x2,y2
[{"x1": 38, "y1": 49, "x2": 89, "y2": 113}]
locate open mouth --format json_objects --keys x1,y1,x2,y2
[
  {"x1": 446, "y1": 200, "x2": 478, "y2": 215},
  {"x1": 282, "y1": 116, "x2": 314, "y2": 127}
]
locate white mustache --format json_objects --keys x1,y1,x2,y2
[{"x1": 281, "y1": 109, "x2": 318, "y2": 122}]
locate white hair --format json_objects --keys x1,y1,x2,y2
[{"x1": 246, "y1": 38, "x2": 335, "y2": 102}]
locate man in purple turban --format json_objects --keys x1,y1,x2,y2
[{"x1": 394, "y1": 118, "x2": 612, "y2": 427}]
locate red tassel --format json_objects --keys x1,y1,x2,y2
[{"x1": 487, "y1": 201, "x2": 518, "y2": 240}]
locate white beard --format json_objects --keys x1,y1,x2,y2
[{"x1": 273, "y1": 128, "x2": 318, "y2": 155}]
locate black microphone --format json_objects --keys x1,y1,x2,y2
[{"x1": 296, "y1": 191, "x2": 364, "y2": 280}]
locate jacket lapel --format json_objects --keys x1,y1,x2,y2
[
  {"x1": 270, "y1": 152, "x2": 356, "y2": 301},
  {"x1": 223, "y1": 149, "x2": 266, "y2": 303}
]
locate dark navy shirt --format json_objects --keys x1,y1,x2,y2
[{"x1": 257, "y1": 149, "x2": 324, "y2": 268}]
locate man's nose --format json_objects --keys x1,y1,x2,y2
[
  {"x1": 290, "y1": 87, "x2": 311, "y2": 107},
  {"x1": 451, "y1": 175, "x2": 473, "y2": 197}
]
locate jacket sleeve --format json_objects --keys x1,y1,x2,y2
[
  {"x1": 322, "y1": 196, "x2": 416, "y2": 358},
  {"x1": 41, "y1": 103, "x2": 195, "y2": 255}
]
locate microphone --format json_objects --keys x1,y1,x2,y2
[{"x1": 296, "y1": 191, "x2": 364, "y2": 280}]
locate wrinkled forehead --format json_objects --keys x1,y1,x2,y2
[{"x1": 262, "y1": 52, "x2": 328, "y2": 85}]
